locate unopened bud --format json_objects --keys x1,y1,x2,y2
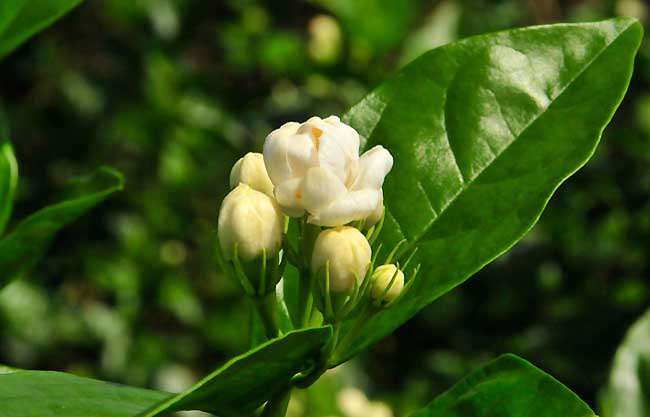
[
  {"x1": 370, "y1": 264, "x2": 404, "y2": 304},
  {"x1": 229, "y1": 152, "x2": 274, "y2": 197},
  {"x1": 218, "y1": 184, "x2": 284, "y2": 261},
  {"x1": 311, "y1": 226, "x2": 371, "y2": 294}
]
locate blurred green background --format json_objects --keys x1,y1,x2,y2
[{"x1": 1, "y1": 0, "x2": 649, "y2": 416}]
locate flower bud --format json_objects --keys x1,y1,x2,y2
[
  {"x1": 311, "y1": 226, "x2": 371, "y2": 293},
  {"x1": 229, "y1": 152, "x2": 274, "y2": 197},
  {"x1": 370, "y1": 264, "x2": 404, "y2": 304},
  {"x1": 218, "y1": 184, "x2": 284, "y2": 261}
]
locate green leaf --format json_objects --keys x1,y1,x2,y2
[
  {"x1": 0, "y1": 167, "x2": 124, "y2": 288},
  {"x1": 0, "y1": 112, "x2": 18, "y2": 235},
  {"x1": 335, "y1": 17, "x2": 643, "y2": 364},
  {"x1": 0, "y1": 370, "x2": 170, "y2": 417},
  {"x1": 410, "y1": 354, "x2": 595, "y2": 417},
  {"x1": 600, "y1": 307, "x2": 650, "y2": 417},
  {"x1": 141, "y1": 327, "x2": 332, "y2": 417},
  {"x1": 0, "y1": 0, "x2": 84, "y2": 59}
]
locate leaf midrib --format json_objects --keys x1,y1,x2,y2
[{"x1": 393, "y1": 19, "x2": 637, "y2": 255}]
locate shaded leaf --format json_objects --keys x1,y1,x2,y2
[
  {"x1": 0, "y1": 111, "x2": 17, "y2": 235},
  {"x1": 0, "y1": 0, "x2": 84, "y2": 59},
  {"x1": 0, "y1": 167, "x2": 124, "y2": 288},
  {"x1": 601, "y1": 307, "x2": 650, "y2": 417},
  {"x1": 410, "y1": 354, "x2": 595, "y2": 417},
  {"x1": 0, "y1": 370, "x2": 170, "y2": 417}
]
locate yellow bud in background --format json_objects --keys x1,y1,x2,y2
[
  {"x1": 218, "y1": 184, "x2": 284, "y2": 261},
  {"x1": 311, "y1": 226, "x2": 371, "y2": 293},
  {"x1": 370, "y1": 264, "x2": 404, "y2": 304},
  {"x1": 229, "y1": 152, "x2": 274, "y2": 197}
]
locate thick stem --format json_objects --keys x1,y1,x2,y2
[
  {"x1": 253, "y1": 292, "x2": 280, "y2": 340},
  {"x1": 298, "y1": 267, "x2": 314, "y2": 327},
  {"x1": 291, "y1": 324, "x2": 341, "y2": 389},
  {"x1": 329, "y1": 305, "x2": 375, "y2": 366},
  {"x1": 261, "y1": 387, "x2": 292, "y2": 417}
]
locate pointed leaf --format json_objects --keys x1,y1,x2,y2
[
  {"x1": 141, "y1": 327, "x2": 331, "y2": 417},
  {"x1": 0, "y1": 167, "x2": 124, "y2": 288},
  {"x1": 0, "y1": 0, "x2": 84, "y2": 59},
  {"x1": 0, "y1": 370, "x2": 169, "y2": 417},
  {"x1": 410, "y1": 354, "x2": 595, "y2": 417},
  {"x1": 334, "y1": 17, "x2": 643, "y2": 364}
]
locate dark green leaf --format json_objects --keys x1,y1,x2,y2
[
  {"x1": 600, "y1": 307, "x2": 650, "y2": 417},
  {"x1": 0, "y1": 370, "x2": 170, "y2": 417},
  {"x1": 0, "y1": 167, "x2": 124, "y2": 288},
  {"x1": 410, "y1": 354, "x2": 595, "y2": 417},
  {"x1": 0, "y1": 111, "x2": 18, "y2": 235},
  {"x1": 335, "y1": 17, "x2": 643, "y2": 364},
  {"x1": 141, "y1": 327, "x2": 331, "y2": 417},
  {"x1": 0, "y1": 0, "x2": 83, "y2": 59}
]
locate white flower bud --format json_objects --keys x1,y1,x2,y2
[
  {"x1": 229, "y1": 152, "x2": 274, "y2": 197},
  {"x1": 263, "y1": 116, "x2": 393, "y2": 226},
  {"x1": 311, "y1": 226, "x2": 371, "y2": 293},
  {"x1": 218, "y1": 184, "x2": 284, "y2": 261},
  {"x1": 370, "y1": 264, "x2": 404, "y2": 304}
]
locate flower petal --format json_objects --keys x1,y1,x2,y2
[
  {"x1": 308, "y1": 189, "x2": 380, "y2": 227},
  {"x1": 264, "y1": 124, "x2": 317, "y2": 184},
  {"x1": 301, "y1": 167, "x2": 348, "y2": 214},
  {"x1": 274, "y1": 177, "x2": 305, "y2": 217},
  {"x1": 352, "y1": 145, "x2": 394, "y2": 191}
]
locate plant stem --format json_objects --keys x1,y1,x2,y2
[
  {"x1": 261, "y1": 387, "x2": 292, "y2": 417},
  {"x1": 253, "y1": 292, "x2": 280, "y2": 340},
  {"x1": 298, "y1": 267, "x2": 314, "y2": 327},
  {"x1": 329, "y1": 305, "x2": 375, "y2": 366},
  {"x1": 291, "y1": 323, "x2": 341, "y2": 389}
]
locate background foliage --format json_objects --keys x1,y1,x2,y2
[{"x1": 0, "y1": 0, "x2": 648, "y2": 416}]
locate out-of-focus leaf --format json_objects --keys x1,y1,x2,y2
[
  {"x1": 410, "y1": 354, "x2": 595, "y2": 417},
  {"x1": 0, "y1": 167, "x2": 124, "y2": 288},
  {"x1": 0, "y1": 0, "x2": 84, "y2": 59},
  {"x1": 0, "y1": 370, "x2": 170, "y2": 417},
  {"x1": 601, "y1": 307, "x2": 650, "y2": 417},
  {"x1": 140, "y1": 327, "x2": 332, "y2": 417},
  {"x1": 0, "y1": 111, "x2": 18, "y2": 235},
  {"x1": 333, "y1": 18, "x2": 643, "y2": 364}
]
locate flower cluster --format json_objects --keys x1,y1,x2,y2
[{"x1": 216, "y1": 116, "x2": 419, "y2": 343}]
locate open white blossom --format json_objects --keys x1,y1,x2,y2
[
  {"x1": 263, "y1": 116, "x2": 393, "y2": 227},
  {"x1": 229, "y1": 152, "x2": 274, "y2": 197},
  {"x1": 218, "y1": 184, "x2": 284, "y2": 261}
]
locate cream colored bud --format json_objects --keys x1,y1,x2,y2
[
  {"x1": 370, "y1": 264, "x2": 404, "y2": 304},
  {"x1": 229, "y1": 152, "x2": 274, "y2": 197},
  {"x1": 311, "y1": 226, "x2": 371, "y2": 293},
  {"x1": 218, "y1": 184, "x2": 284, "y2": 261}
]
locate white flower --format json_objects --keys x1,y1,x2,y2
[
  {"x1": 370, "y1": 264, "x2": 404, "y2": 304},
  {"x1": 263, "y1": 115, "x2": 393, "y2": 226},
  {"x1": 218, "y1": 184, "x2": 284, "y2": 261},
  {"x1": 311, "y1": 226, "x2": 371, "y2": 293},
  {"x1": 229, "y1": 152, "x2": 274, "y2": 197}
]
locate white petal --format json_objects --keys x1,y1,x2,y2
[
  {"x1": 352, "y1": 145, "x2": 394, "y2": 191},
  {"x1": 274, "y1": 177, "x2": 305, "y2": 217},
  {"x1": 301, "y1": 167, "x2": 348, "y2": 214},
  {"x1": 308, "y1": 189, "x2": 381, "y2": 227},
  {"x1": 263, "y1": 126, "x2": 316, "y2": 184}
]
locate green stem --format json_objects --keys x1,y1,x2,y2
[
  {"x1": 329, "y1": 305, "x2": 375, "y2": 366},
  {"x1": 253, "y1": 293, "x2": 280, "y2": 340},
  {"x1": 291, "y1": 323, "x2": 341, "y2": 389},
  {"x1": 298, "y1": 268, "x2": 314, "y2": 327},
  {"x1": 261, "y1": 387, "x2": 292, "y2": 417}
]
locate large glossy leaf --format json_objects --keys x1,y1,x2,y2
[
  {"x1": 334, "y1": 17, "x2": 642, "y2": 364},
  {"x1": 0, "y1": 167, "x2": 124, "y2": 288},
  {"x1": 0, "y1": 370, "x2": 170, "y2": 417},
  {"x1": 141, "y1": 326, "x2": 331, "y2": 417},
  {"x1": 0, "y1": 112, "x2": 18, "y2": 235},
  {"x1": 600, "y1": 307, "x2": 650, "y2": 417},
  {"x1": 410, "y1": 354, "x2": 595, "y2": 417},
  {"x1": 0, "y1": 0, "x2": 84, "y2": 59}
]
